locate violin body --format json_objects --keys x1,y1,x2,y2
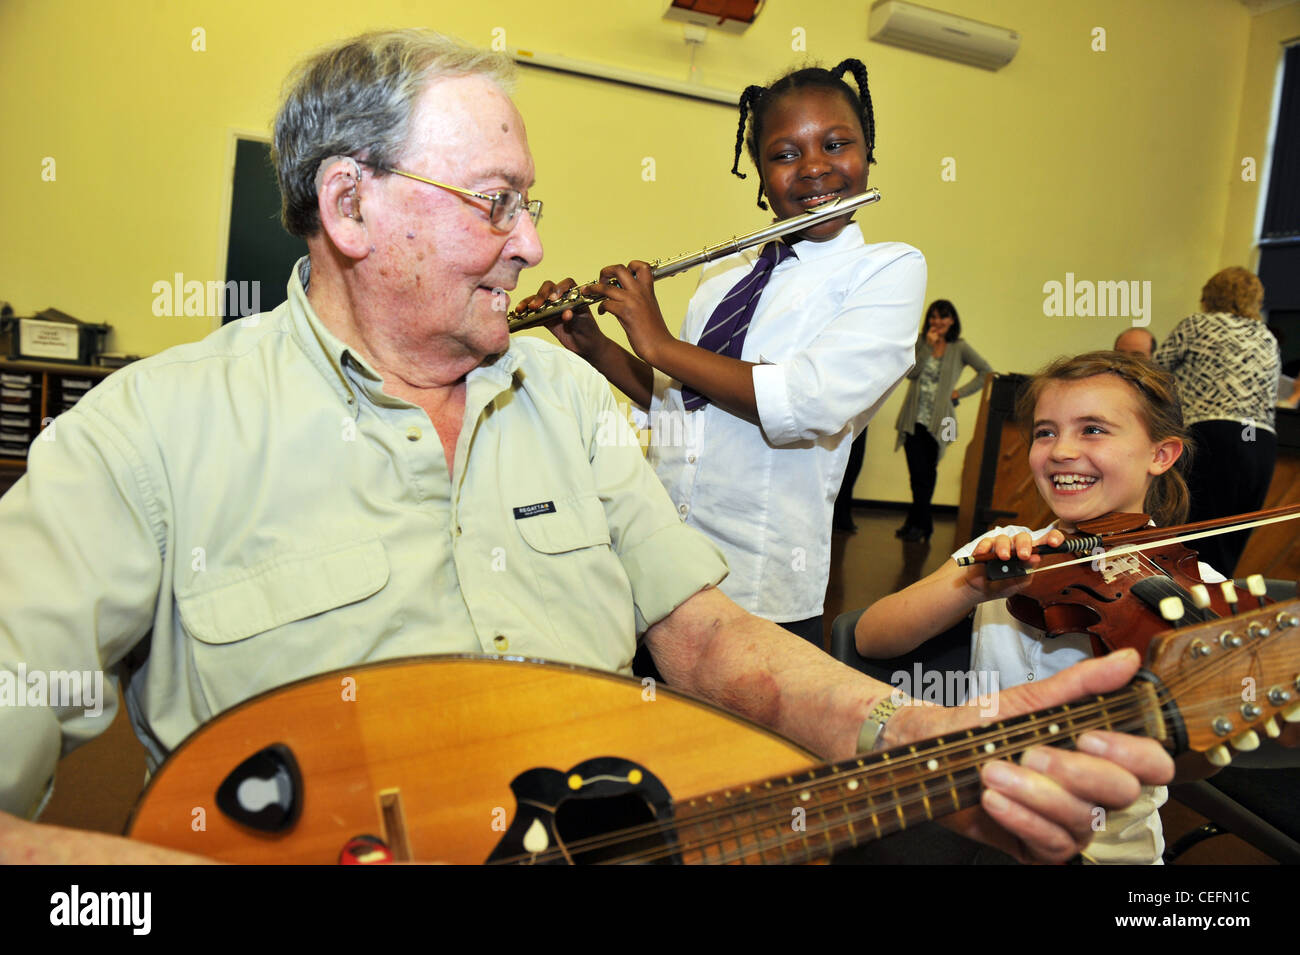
[{"x1": 994, "y1": 511, "x2": 1250, "y2": 657}]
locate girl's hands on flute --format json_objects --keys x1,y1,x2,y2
[
  {"x1": 522, "y1": 278, "x2": 609, "y2": 361},
  {"x1": 586, "y1": 261, "x2": 674, "y2": 365}
]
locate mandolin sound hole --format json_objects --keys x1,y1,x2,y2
[{"x1": 554, "y1": 792, "x2": 676, "y2": 865}]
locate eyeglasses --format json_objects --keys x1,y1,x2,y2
[{"x1": 357, "y1": 160, "x2": 542, "y2": 230}]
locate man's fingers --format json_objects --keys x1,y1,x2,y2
[
  {"x1": 1076, "y1": 731, "x2": 1175, "y2": 786},
  {"x1": 995, "y1": 650, "x2": 1142, "y2": 719},
  {"x1": 978, "y1": 786, "x2": 1080, "y2": 864}
]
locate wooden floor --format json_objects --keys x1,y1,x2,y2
[{"x1": 40, "y1": 502, "x2": 1278, "y2": 863}]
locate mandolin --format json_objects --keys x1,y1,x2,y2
[{"x1": 126, "y1": 599, "x2": 1300, "y2": 864}]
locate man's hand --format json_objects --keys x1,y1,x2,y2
[{"x1": 884, "y1": 649, "x2": 1174, "y2": 864}]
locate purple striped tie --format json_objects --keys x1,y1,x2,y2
[{"x1": 682, "y1": 240, "x2": 796, "y2": 411}]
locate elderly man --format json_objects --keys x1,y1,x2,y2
[
  {"x1": 1114, "y1": 327, "x2": 1157, "y2": 358},
  {"x1": 0, "y1": 31, "x2": 1170, "y2": 864}
]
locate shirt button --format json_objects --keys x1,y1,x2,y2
[
  {"x1": 406, "y1": 426, "x2": 422, "y2": 441},
  {"x1": 493, "y1": 635, "x2": 509, "y2": 652},
  {"x1": 678, "y1": 503, "x2": 689, "y2": 516},
  {"x1": 1026, "y1": 672, "x2": 1035, "y2": 682},
  {"x1": 686, "y1": 454, "x2": 696, "y2": 464}
]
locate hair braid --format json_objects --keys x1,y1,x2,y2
[{"x1": 831, "y1": 58, "x2": 875, "y2": 162}]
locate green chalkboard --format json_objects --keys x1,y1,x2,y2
[{"x1": 223, "y1": 138, "x2": 307, "y2": 323}]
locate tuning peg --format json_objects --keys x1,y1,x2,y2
[
  {"x1": 1159, "y1": 596, "x2": 1185, "y2": 622},
  {"x1": 1246, "y1": 575, "x2": 1268, "y2": 599},
  {"x1": 1284, "y1": 702, "x2": 1300, "y2": 723},
  {"x1": 1263, "y1": 717, "x2": 1282, "y2": 738},
  {"x1": 1231, "y1": 730, "x2": 1260, "y2": 751},
  {"x1": 1190, "y1": 584, "x2": 1212, "y2": 609},
  {"x1": 1206, "y1": 745, "x2": 1233, "y2": 767},
  {"x1": 1220, "y1": 581, "x2": 1239, "y2": 606}
]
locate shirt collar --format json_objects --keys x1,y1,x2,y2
[
  {"x1": 787, "y1": 220, "x2": 865, "y2": 264},
  {"x1": 285, "y1": 256, "x2": 524, "y2": 411}
]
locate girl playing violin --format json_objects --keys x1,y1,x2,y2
[
  {"x1": 855, "y1": 350, "x2": 1220, "y2": 864},
  {"x1": 526, "y1": 60, "x2": 925, "y2": 645}
]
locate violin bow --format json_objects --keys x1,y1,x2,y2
[{"x1": 955, "y1": 503, "x2": 1300, "y2": 580}]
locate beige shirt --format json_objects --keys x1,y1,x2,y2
[{"x1": 0, "y1": 261, "x2": 727, "y2": 818}]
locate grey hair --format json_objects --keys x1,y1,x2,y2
[{"x1": 273, "y1": 30, "x2": 516, "y2": 238}]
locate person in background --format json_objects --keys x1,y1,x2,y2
[
  {"x1": 1154, "y1": 267, "x2": 1279, "y2": 574},
  {"x1": 892, "y1": 299, "x2": 992, "y2": 542},
  {"x1": 1114, "y1": 327, "x2": 1156, "y2": 358}
]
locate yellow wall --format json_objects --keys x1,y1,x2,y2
[{"x1": 2, "y1": 0, "x2": 1289, "y2": 508}]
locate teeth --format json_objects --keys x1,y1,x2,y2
[{"x1": 1051, "y1": 474, "x2": 1097, "y2": 487}]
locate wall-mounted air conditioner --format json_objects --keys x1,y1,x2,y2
[{"x1": 868, "y1": 1, "x2": 1020, "y2": 72}]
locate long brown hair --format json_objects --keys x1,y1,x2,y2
[{"x1": 1015, "y1": 351, "x2": 1193, "y2": 526}]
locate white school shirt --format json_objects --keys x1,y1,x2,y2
[
  {"x1": 953, "y1": 523, "x2": 1226, "y2": 865},
  {"x1": 645, "y1": 224, "x2": 926, "y2": 621}
]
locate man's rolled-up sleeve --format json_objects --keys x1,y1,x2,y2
[
  {"x1": 579, "y1": 375, "x2": 728, "y2": 635},
  {"x1": 0, "y1": 400, "x2": 163, "y2": 817},
  {"x1": 752, "y1": 246, "x2": 926, "y2": 445}
]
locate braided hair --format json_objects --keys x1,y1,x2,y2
[{"x1": 730, "y1": 59, "x2": 876, "y2": 210}]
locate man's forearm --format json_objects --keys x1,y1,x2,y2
[{"x1": 645, "y1": 588, "x2": 893, "y2": 760}]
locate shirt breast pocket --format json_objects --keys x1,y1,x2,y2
[
  {"x1": 176, "y1": 537, "x2": 390, "y2": 708},
  {"x1": 179, "y1": 537, "x2": 390, "y2": 645},
  {"x1": 512, "y1": 494, "x2": 611, "y2": 554},
  {"x1": 510, "y1": 494, "x2": 631, "y2": 648}
]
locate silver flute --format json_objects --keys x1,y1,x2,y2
[{"x1": 506, "y1": 188, "x2": 882, "y2": 332}]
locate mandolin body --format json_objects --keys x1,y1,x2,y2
[{"x1": 125, "y1": 656, "x2": 818, "y2": 864}]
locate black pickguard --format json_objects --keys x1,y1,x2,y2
[{"x1": 485, "y1": 756, "x2": 680, "y2": 865}]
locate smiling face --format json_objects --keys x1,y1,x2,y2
[
  {"x1": 927, "y1": 310, "x2": 955, "y2": 338},
  {"x1": 362, "y1": 74, "x2": 543, "y2": 365},
  {"x1": 1028, "y1": 375, "x2": 1182, "y2": 531},
  {"x1": 756, "y1": 88, "x2": 869, "y2": 242}
]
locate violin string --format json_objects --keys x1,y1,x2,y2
[
  {"x1": 1021, "y1": 512, "x2": 1300, "y2": 579},
  {"x1": 489, "y1": 623, "x2": 1296, "y2": 865}
]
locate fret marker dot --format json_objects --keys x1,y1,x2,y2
[
  {"x1": 926, "y1": 758, "x2": 939, "y2": 772},
  {"x1": 983, "y1": 742, "x2": 996, "y2": 754},
  {"x1": 847, "y1": 779, "x2": 859, "y2": 791},
  {"x1": 800, "y1": 791, "x2": 811, "y2": 802},
  {"x1": 1048, "y1": 723, "x2": 1060, "y2": 734}
]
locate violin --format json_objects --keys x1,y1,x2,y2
[{"x1": 956, "y1": 505, "x2": 1300, "y2": 658}]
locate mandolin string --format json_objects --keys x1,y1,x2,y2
[
  {"x1": 494, "y1": 689, "x2": 1158, "y2": 865},
  {"x1": 493, "y1": 628, "x2": 1292, "y2": 864},
  {"x1": 492, "y1": 698, "x2": 1146, "y2": 865},
  {"x1": 504, "y1": 680, "x2": 1265, "y2": 866},
  {"x1": 609, "y1": 696, "x2": 1164, "y2": 864}
]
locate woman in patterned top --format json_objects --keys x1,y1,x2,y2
[
  {"x1": 892, "y1": 299, "x2": 993, "y2": 542},
  {"x1": 1154, "y1": 266, "x2": 1280, "y2": 574}
]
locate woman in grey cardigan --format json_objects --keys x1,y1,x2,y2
[{"x1": 893, "y1": 299, "x2": 992, "y2": 541}]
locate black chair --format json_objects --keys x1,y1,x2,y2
[{"x1": 830, "y1": 609, "x2": 973, "y2": 705}]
